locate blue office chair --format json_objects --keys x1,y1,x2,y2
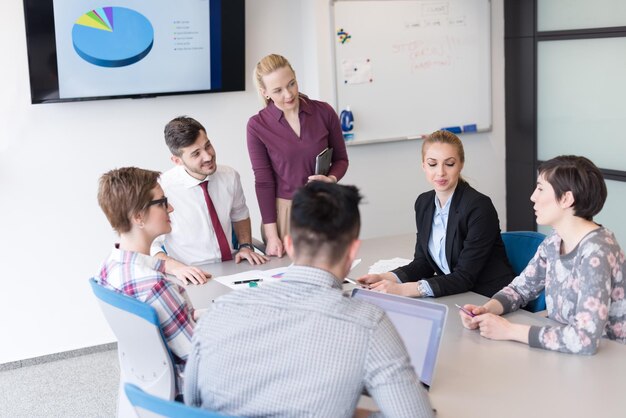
[
  {"x1": 124, "y1": 383, "x2": 238, "y2": 418},
  {"x1": 89, "y1": 278, "x2": 176, "y2": 418},
  {"x1": 501, "y1": 231, "x2": 547, "y2": 312}
]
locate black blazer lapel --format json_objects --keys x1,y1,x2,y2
[
  {"x1": 417, "y1": 191, "x2": 438, "y2": 273},
  {"x1": 445, "y1": 181, "x2": 467, "y2": 267},
  {"x1": 417, "y1": 191, "x2": 435, "y2": 258}
]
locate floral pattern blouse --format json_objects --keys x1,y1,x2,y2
[{"x1": 493, "y1": 227, "x2": 625, "y2": 354}]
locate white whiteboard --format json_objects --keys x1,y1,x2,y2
[{"x1": 332, "y1": 0, "x2": 492, "y2": 144}]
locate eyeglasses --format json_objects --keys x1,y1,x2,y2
[{"x1": 147, "y1": 197, "x2": 168, "y2": 209}]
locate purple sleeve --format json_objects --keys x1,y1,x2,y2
[
  {"x1": 323, "y1": 102, "x2": 349, "y2": 181},
  {"x1": 246, "y1": 117, "x2": 278, "y2": 224}
]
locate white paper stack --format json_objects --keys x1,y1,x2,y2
[{"x1": 367, "y1": 258, "x2": 412, "y2": 274}]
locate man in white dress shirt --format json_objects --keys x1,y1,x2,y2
[{"x1": 151, "y1": 116, "x2": 268, "y2": 284}]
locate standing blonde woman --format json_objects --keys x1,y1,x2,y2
[
  {"x1": 247, "y1": 54, "x2": 349, "y2": 257},
  {"x1": 359, "y1": 130, "x2": 514, "y2": 298}
]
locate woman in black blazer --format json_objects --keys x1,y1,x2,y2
[{"x1": 359, "y1": 130, "x2": 514, "y2": 298}]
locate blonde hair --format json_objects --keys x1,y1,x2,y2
[
  {"x1": 422, "y1": 130, "x2": 465, "y2": 163},
  {"x1": 253, "y1": 54, "x2": 296, "y2": 107}
]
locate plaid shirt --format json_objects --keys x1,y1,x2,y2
[{"x1": 97, "y1": 246, "x2": 195, "y2": 391}]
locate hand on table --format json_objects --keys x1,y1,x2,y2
[
  {"x1": 265, "y1": 236, "x2": 284, "y2": 258},
  {"x1": 473, "y1": 313, "x2": 518, "y2": 341},
  {"x1": 168, "y1": 263, "x2": 211, "y2": 285},
  {"x1": 235, "y1": 247, "x2": 270, "y2": 265},
  {"x1": 357, "y1": 273, "x2": 394, "y2": 286},
  {"x1": 357, "y1": 273, "x2": 416, "y2": 297},
  {"x1": 458, "y1": 304, "x2": 488, "y2": 330},
  {"x1": 460, "y1": 305, "x2": 529, "y2": 344}
]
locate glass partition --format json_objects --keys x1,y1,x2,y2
[
  {"x1": 538, "y1": 0, "x2": 626, "y2": 31},
  {"x1": 537, "y1": 37, "x2": 626, "y2": 171}
]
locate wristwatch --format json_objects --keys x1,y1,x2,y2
[
  {"x1": 417, "y1": 280, "x2": 430, "y2": 297},
  {"x1": 238, "y1": 243, "x2": 254, "y2": 251}
]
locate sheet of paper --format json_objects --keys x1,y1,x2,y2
[
  {"x1": 367, "y1": 258, "x2": 412, "y2": 274},
  {"x1": 341, "y1": 58, "x2": 373, "y2": 84},
  {"x1": 214, "y1": 270, "x2": 271, "y2": 290}
]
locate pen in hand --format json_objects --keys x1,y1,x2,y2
[{"x1": 455, "y1": 304, "x2": 476, "y2": 317}]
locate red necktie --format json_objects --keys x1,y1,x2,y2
[{"x1": 199, "y1": 181, "x2": 233, "y2": 261}]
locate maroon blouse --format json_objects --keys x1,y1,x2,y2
[{"x1": 246, "y1": 95, "x2": 349, "y2": 223}]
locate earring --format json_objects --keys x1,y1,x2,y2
[
  {"x1": 139, "y1": 222, "x2": 145, "y2": 229},
  {"x1": 266, "y1": 96, "x2": 270, "y2": 100}
]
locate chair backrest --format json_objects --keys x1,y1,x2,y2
[
  {"x1": 124, "y1": 384, "x2": 238, "y2": 418},
  {"x1": 89, "y1": 278, "x2": 176, "y2": 417},
  {"x1": 501, "y1": 231, "x2": 547, "y2": 312}
]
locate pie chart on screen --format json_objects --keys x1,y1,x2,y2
[{"x1": 72, "y1": 7, "x2": 154, "y2": 67}]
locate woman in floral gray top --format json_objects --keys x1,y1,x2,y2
[{"x1": 459, "y1": 155, "x2": 625, "y2": 354}]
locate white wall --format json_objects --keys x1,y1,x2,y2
[{"x1": 0, "y1": 0, "x2": 506, "y2": 363}]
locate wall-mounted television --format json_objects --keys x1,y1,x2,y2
[{"x1": 23, "y1": 0, "x2": 245, "y2": 104}]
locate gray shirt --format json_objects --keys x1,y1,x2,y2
[{"x1": 184, "y1": 265, "x2": 434, "y2": 417}]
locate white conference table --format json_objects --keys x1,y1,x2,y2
[{"x1": 182, "y1": 234, "x2": 626, "y2": 418}]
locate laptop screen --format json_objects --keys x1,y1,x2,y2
[{"x1": 351, "y1": 289, "x2": 447, "y2": 388}]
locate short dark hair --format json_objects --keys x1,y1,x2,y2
[
  {"x1": 290, "y1": 182, "x2": 362, "y2": 264},
  {"x1": 97, "y1": 167, "x2": 160, "y2": 234},
  {"x1": 538, "y1": 155, "x2": 607, "y2": 221},
  {"x1": 164, "y1": 116, "x2": 206, "y2": 157}
]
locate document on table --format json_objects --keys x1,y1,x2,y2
[
  {"x1": 214, "y1": 266, "x2": 291, "y2": 290},
  {"x1": 217, "y1": 260, "x2": 361, "y2": 291},
  {"x1": 368, "y1": 258, "x2": 412, "y2": 274}
]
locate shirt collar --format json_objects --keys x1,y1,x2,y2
[
  {"x1": 266, "y1": 94, "x2": 312, "y2": 121},
  {"x1": 281, "y1": 265, "x2": 343, "y2": 290},
  {"x1": 112, "y1": 244, "x2": 165, "y2": 273},
  {"x1": 175, "y1": 165, "x2": 214, "y2": 189},
  {"x1": 434, "y1": 191, "x2": 454, "y2": 216}
]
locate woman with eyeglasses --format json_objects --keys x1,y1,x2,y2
[{"x1": 95, "y1": 166, "x2": 202, "y2": 394}]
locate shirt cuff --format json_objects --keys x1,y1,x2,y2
[
  {"x1": 528, "y1": 326, "x2": 542, "y2": 348},
  {"x1": 417, "y1": 280, "x2": 434, "y2": 297},
  {"x1": 492, "y1": 291, "x2": 515, "y2": 314},
  {"x1": 391, "y1": 267, "x2": 410, "y2": 283}
]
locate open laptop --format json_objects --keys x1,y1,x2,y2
[{"x1": 351, "y1": 288, "x2": 447, "y2": 388}]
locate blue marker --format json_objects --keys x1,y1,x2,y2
[
  {"x1": 441, "y1": 126, "x2": 462, "y2": 134},
  {"x1": 441, "y1": 124, "x2": 478, "y2": 134}
]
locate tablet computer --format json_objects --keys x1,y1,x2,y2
[{"x1": 315, "y1": 147, "x2": 333, "y2": 176}]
